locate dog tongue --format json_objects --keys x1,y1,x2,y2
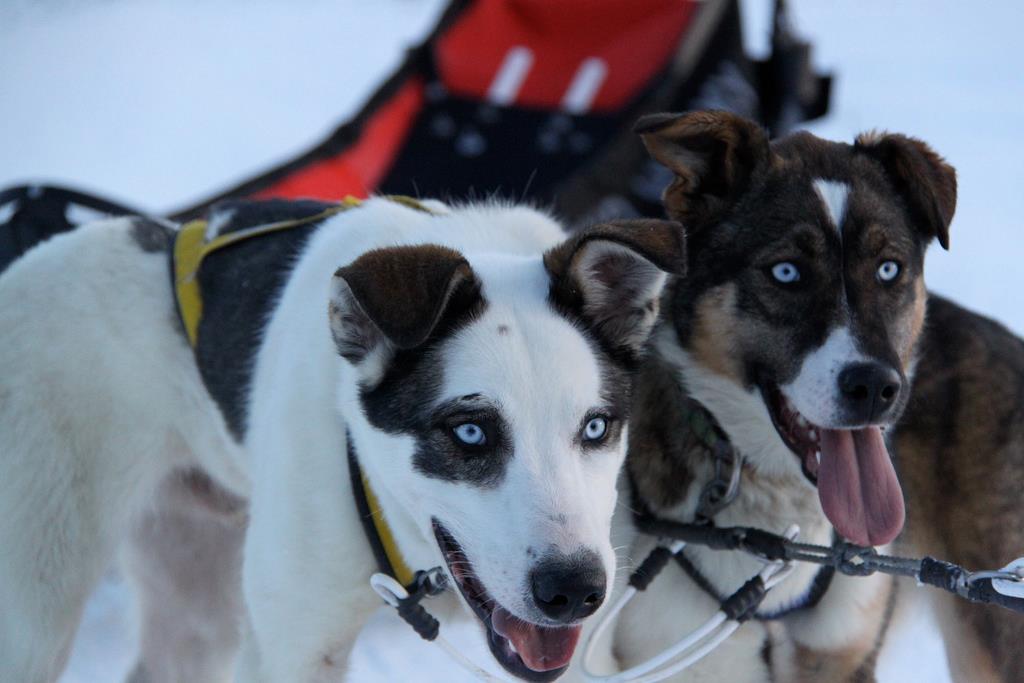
[
  {"x1": 817, "y1": 427, "x2": 905, "y2": 546},
  {"x1": 491, "y1": 607, "x2": 581, "y2": 673}
]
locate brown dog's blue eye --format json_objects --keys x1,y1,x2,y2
[
  {"x1": 583, "y1": 416, "x2": 608, "y2": 441},
  {"x1": 453, "y1": 423, "x2": 486, "y2": 446},
  {"x1": 771, "y1": 262, "x2": 800, "y2": 284},
  {"x1": 877, "y1": 260, "x2": 901, "y2": 282}
]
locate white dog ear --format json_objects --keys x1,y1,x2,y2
[
  {"x1": 545, "y1": 219, "x2": 686, "y2": 357},
  {"x1": 329, "y1": 245, "x2": 480, "y2": 369}
]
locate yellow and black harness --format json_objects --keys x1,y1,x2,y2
[
  {"x1": 171, "y1": 196, "x2": 445, "y2": 627},
  {"x1": 172, "y1": 196, "x2": 360, "y2": 347}
]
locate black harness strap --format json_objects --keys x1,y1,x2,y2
[
  {"x1": 629, "y1": 394, "x2": 835, "y2": 620},
  {"x1": 346, "y1": 435, "x2": 396, "y2": 580},
  {"x1": 755, "y1": 558, "x2": 835, "y2": 619},
  {"x1": 638, "y1": 514, "x2": 1024, "y2": 614},
  {"x1": 673, "y1": 551, "x2": 728, "y2": 607},
  {"x1": 346, "y1": 434, "x2": 448, "y2": 641},
  {"x1": 673, "y1": 544, "x2": 835, "y2": 621}
]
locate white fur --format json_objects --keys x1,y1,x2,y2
[
  {"x1": 813, "y1": 178, "x2": 849, "y2": 233},
  {"x1": 780, "y1": 326, "x2": 871, "y2": 428},
  {"x1": 784, "y1": 569, "x2": 891, "y2": 651},
  {"x1": 0, "y1": 198, "x2": 631, "y2": 682},
  {"x1": 576, "y1": 241, "x2": 668, "y2": 352},
  {"x1": 344, "y1": 255, "x2": 623, "y2": 626},
  {"x1": 0, "y1": 219, "x2": 246, "y2": 683}
]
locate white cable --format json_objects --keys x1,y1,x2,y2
[
  {"x1": 370, "y1": 573, "x2": 510, "y2": 683},
  {"x1": 373, "y1": 522, "x2": 801, "y2": 683},
  {"x1": 582, "y1": 526, "x2": 801, "y2": 683},
  {"x1": 583, "y1": 538, "x2": 734, "y2": 683},
  {"x1": 582, "y1": 540, "x2": 688, "y2": 682},
  {"x1": 990, "y1": 558, "x2": 1024, "y2": 598},
  {"x1": 630, "y1": 619, "x2": 740, "y2": 683},
  {"x1": 625, "y1": 558, "x2": 794, "y2": 683}
]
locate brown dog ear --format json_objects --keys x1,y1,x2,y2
[
  {"x1": 634, "y1": 110, "x2": 771, "y2": 229},
  {"x1": 545, "y1": 219, "x2": 686, "y2": 358},
  {"x1": 854, "y1": 132, "x2": 957, "y2": 250},
  {"x1": 329, "y1": 245, "x2": 480, "y2": 366}
]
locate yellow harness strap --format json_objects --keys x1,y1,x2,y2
[
  {"x1": 358, "y1": 463, "x2": 416, "y2": 586},
  {"x1": 173, "y1": 194, "x2": 430, "y2": 588},
  {"x1": 173, "y1": 196, "x2": 361, "y2": 346}
]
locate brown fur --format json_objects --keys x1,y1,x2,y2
[
  {"x1": 854, "y1": 132, "x2": 957, "y2": 249},
  {"x1": 689, "y1": 283, "x2": 744, "y2": 383},
  {"x1": 896, "y1": 295, "x2": 1024, "y2": 682},
  {"x1": 626, "y1": 353, "x2": 697, "y2": 510},
  {"x1": 333, "y1": 244, "x2": 479, "y2": 352},
  {"x1": 635, "y1": 111, "x2": 772, "y2": 233},
  {"x1": 625, "y1": 111, "x2": 1022, "y2": 682}
]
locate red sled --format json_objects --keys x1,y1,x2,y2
[{"x1": 0, "y1": 0, "x2": 829, "y2": 271}]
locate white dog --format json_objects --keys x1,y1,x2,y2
[{"x1": 0, "y1": 196, "x2": 684, "y2": 682}]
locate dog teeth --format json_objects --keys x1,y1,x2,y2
[
  {"x1": 815, "y1": 451, "x2": 821, "y2": 464},
  {"x1": 796, "y1": 415, "x2": 808, "y2": 427},
  {"x1": 809, "y1": 428, "x2": 818, "y2": 441}
]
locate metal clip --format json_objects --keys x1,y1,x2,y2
[
  {"x1": 975, "y1": 558, "x2": 1024, "y2": 598},
  {"x1": 695, "y1": 440, "x2": 742, "y2": 523},
  {"x1": 837, "y1": 544, "x2": 879, "y2": 577}
]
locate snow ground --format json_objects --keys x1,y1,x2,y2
[{"x1": 1, "y1": 0, "x2": 1021, "y2": 681}]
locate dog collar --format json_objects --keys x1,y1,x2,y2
[
  {"x1": 631, "y1": 395, "x2": 836, "y2": 620},
  {"x1": 678, "y1": 397, "x2": 742, "y2": 523},
  {"x1": 346, "y1": 434, "x2": 416, "y2": 586}
]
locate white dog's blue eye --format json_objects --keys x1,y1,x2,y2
[
  {"x1": 771, "y1": 262, "x2": 800, "y2": 284},
  {"x1": 877, "y1": 260, "x2": 900, "y2": 282},
  {"x1": 452, "y1": 423, "x2": 486, "y2": 446},
  {"x1": 583, "y1": 417, "x2": 608, "y2": 441}
]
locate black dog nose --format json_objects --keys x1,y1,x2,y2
[
  {"x1": 530, "y1": 551, "x2": 606, "y2": 623},
  {"x1": 838, "y1": 362, "x2": 903, "y2": 422}
]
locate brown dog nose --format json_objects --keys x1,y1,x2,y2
[
  {"x1": 838, "y1": 362, "x2": 903, "y2": 423},
  {"x1": 530, "y1": 551, "x2": 606, "y2": 623}
]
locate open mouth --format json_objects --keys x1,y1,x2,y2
[
  {"x1": 432, "y1": 520, "x2": 581, "y2": 681},
  {"x1": 759, "y1": 383, "x2": 906, "y2": 547},
  {"x1": 761, "y1": 383, "x2": 824, "y2": 483}
]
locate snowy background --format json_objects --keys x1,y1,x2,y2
[{"x1": 2, "y1": 0, "x2": 1022, "y2": 680}]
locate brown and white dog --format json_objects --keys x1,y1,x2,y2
[{"x1": 611, "y1": 110, "x2": 1024, "y2": 682}]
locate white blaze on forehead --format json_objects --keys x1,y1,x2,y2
[
  {"x1": 813, "y1": 178, "x2": 849, "y2": 233},
  {"x1": 780, "y1": 326, "x2": 870, "y2": 428}
]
